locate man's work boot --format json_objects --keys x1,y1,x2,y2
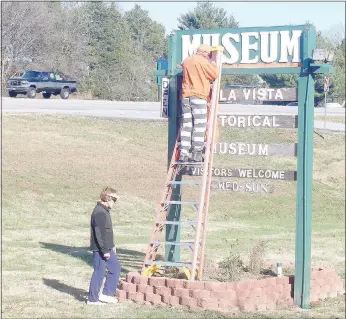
[{"x1": 191, "y1": 151, "x2": 203, "y2": 163}]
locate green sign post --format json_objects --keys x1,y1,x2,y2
[{"x1": 154, "y1": 24, "x2": 333, "y2": 308}]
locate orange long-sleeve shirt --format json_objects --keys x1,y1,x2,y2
[{"x1": 181, "y1": 54, "x2": 219, "y2": 101}]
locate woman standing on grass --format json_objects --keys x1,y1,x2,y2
[{"x1": 87, "y1": 187, "x2": 121, "y2": 305}]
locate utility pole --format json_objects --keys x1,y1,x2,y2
[{"x1": 324, "y1": 76, "x2": 329, "y2": 130}]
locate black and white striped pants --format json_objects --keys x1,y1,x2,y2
[{"x1": 180, "y1": 97, "x2": 207, "y2": 156}]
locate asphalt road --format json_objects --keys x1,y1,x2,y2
[{"x1": 2, "y1": 97, "x2": 345, "y2": 131}]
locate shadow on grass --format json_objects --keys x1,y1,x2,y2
[
  {"x1": 40, "y1": 242, "x2": 145, "y2": 275},
  {"x1": 43, "y1": 278, "x2": 87, "y2": 302}
]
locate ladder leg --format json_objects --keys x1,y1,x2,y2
[
  {"x1": 191, "y1": 48, "x2": 224, "y2": 281},
  {"x1": 141, "y1": 141, "x2": 180, "y2": 273},
  {"x1": 199, "y1": 101, "x2": 220, "y2": 279},
  {"x1": 165, "y1": 173, "x2": 182, "y2": 262}
]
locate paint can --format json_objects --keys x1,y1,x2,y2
[{"x1": 277, "y1": 263, "x2": 283, "y2": 277}]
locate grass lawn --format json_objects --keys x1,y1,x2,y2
[
  {"x1": 2, "y1": 114, "x2": 345, "y2": 318},
  {"x1": 315, "y1": 115, "x2": 345, "y2": 124}
]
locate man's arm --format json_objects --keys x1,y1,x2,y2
[
  {"x1": 93, "y1": 213, "x2": 108, "y2": 255},
  {"x1": 202, "y1": 61, "x2": 219, "y2": 81}
]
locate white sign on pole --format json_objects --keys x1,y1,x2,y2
[
  {"x1": 160, "y1": 77, "x2": 169, "y2": 118},
  {"x1": 324, "y1": 76, "x2": 330, "y2": 92}
]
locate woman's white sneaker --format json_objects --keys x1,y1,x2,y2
[
  {"x1": 86, "y1": 300, "x2": 106, "y2": 306},
  {"x1": 99, "y1": 294, "x2": 118, "y2": 304}
]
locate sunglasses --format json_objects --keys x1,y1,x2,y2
[{"x1": 110, "y1": 197, "x2": 118, "y2": 202}]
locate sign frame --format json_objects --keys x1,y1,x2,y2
[
  {"x1": 175, "y1": 25, "x2": 307, "y2": 75},
  {"x1": 160, "y1": 24, "x2": 333, "y2": 309}
]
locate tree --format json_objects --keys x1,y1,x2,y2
[
  {"x1": 84, "y1": 2, "x2": 138, "y2": 100},
  {"x1": 314, "y1": 28, "x2": 345, "y2": 105},
  {"x1": 123, "y1": 4, "x2": 167, "y2": 100},
  {"x1": 39, "y1": 3, "x2": 89, "y2": 80},
  {"x1": 123, "y1": 4, "x2": 169, "y2": 101},
  {"x1": 1, "y1": 1, "x2": 165, "y2": 100},
  {"x1": 83, "y1": 2, "x2": 160, "y2": 101},
  {"x1": 323, "y1": 23, "x2": 345, "y2": 47},
  {"x1": 261, "y1": 32, "x2": 339, "y2": 106},
  {"x1": 1, "y1": 1, "x2": 90, "y2": 92},
  {"x1": 260, "y1": 74, "x2": 298, "y2": 89},
  {"x1": 177, "y1": 2, "x2": 261, "y2": 87},
  {"x1": 125, "y1": 4, "x2": 166, "y2": 60},
  {"x1": 177, "y1": 1, "x2": 238, "y2": 30},
  {"x1": 324, "y1": 25, "x2": 345, "y2": 105},
  {"x1": 261, "y1": 24, "x2": 346, "y2": 106},
  {"x1": 1, "y1": 2, "x2": 51, "y2": 86},
  {"x1": 334, "y1": 38, "x2": 345, "y2": 103}
]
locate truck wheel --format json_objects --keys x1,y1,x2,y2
[
  {"x1": 42, "y1": 92, "x2": 51, "y2": 99},
  {"x1": 8, "y1": 91, "x2": 17, "y2": 98},
  {"x1": 27, "y1": 87, "x2": 36, "y2": 99},
  {"x1": 60, "y1": 88, "x2": 70, "y2": 99}
]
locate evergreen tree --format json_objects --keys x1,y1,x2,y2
[
  {"x1": 177, "y1": 1, "x2": 238, "y2": 30},
  {"x1": 177, "y1": 2, "x2": 260, "y2": 87}
]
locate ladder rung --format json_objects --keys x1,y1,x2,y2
[
  {"x1": 151, "y1": 241, "x2": 194, "y2": 246},
  {"x1": 144, "y1": 260, "x2": 194, "y2": 267},
  {"x1": 168, "y1": 181, "x2": 201, "y2": 185},
  {"x1": 173, "y1": 161, "x2": 204, "y2": 166},
  {"x1": 164, "y1": 201, "x2": 199, "y2": 205},
  {"x1": 156, "y1": 221, "x2": 197, "y2": 226}
]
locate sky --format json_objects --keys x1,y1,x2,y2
[{"x1": 118, "y1": 1, "x2": 345, "y2": 35}]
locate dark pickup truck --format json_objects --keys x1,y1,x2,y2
[{"x1": 7, "y1": 70, "x2": 77, "y2": 99}]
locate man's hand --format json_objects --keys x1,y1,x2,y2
[{"x1": 104, "y1": 252, "x2": 110, "y2": 260}]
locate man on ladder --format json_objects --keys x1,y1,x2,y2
[
  {"x1": 141, "y1": 45, "x2": 224, "y2": 279},
  {"x1": 179, "y1": 44, "x2": 220, "y2": 163}
]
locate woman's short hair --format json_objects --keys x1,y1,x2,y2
[{"x1": 100, "y1": 187, "x2": 118, "y2": 202}]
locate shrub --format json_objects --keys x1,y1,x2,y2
[
  {"x1": 248, "y1": 240, "x2": 267, "y2": 276},
  {"x1": 218, "y1": 241, "x2": 244, "y2": 281}
]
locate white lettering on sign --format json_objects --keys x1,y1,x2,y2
[
  {"x1": 181, "y1": 30, "x2": 303, "y2": 64},
  {"x1": 260, "y1": 31, "x2": 279, "y2": 63},
  {"x1": 279, "y1": 30, "x2": 302, "y2": 63},
  {"x1": 229, "y1": 90, "x2": 236, "y2": 100},
  {"x1": 237, "y1": 169, "x2": 285, "y2": 180},
  {"x1": 214, "y1": 143, "x2": 269, "y2": 155},
  {"x1": 222, "y1": 33, "x2": 240, "y2": 64},
  {"x1": 201, "y1": 33, "x2": 220, "y2": 47},
  {"x1": 215, "y1": 142, "x2": 297, "y2": 157},
  {"x1": 219, "y1": 115, "x2": 280, "y2": 128},
  {"x1": 191, "y1": 167, "x2": 233, "y2": 177},
  {"x1": 275, "y1": 89, "x2": 283, "y2": 100},
  {"x1": 219, "y1": 88, "x2": 290, "y2": 101},
  {"x1": 267, "y1": 89, "x2": 274, "y2": 99},
  {"x1": 215, "y1": 181, "x2": 274, "y2": 193},
  {"x1": 244, "y1": 182, "x2": 272, "y2": 193},
  {"x1": 160, "y1": 77, "x2": 169, "y2": 118},
  {"x1": 181, "y1": 166, "x2": 296, "y2": 180},
  {"x1": 241, "y1": 32, "x2": 259, "y2": 64},
  {"x1": 181, "y1": 34, "x2": 201, "y2": 60},
  {"x1": 243, "y1": 89, "x2": 251, "y2": 100}
]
